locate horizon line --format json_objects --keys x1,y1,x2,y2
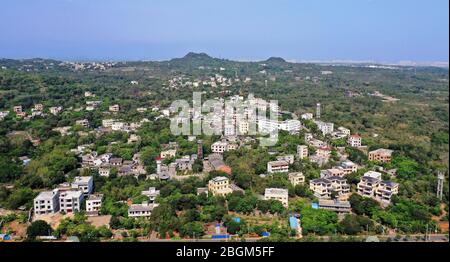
[{"x1": 0, "y1": 53, "x2": 449, "y2": 68}]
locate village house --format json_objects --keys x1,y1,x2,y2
[
  {"x1": 98, "y1": 166, "x2": 110, "y2": 177},
  {"x1": 301, "y1": 113, "x2": 314, "y2": 120},
  {"x1": 309, "y1": 178, "x2": 332, "y2": 199},
  {"x1": 318, "y1": 199, "x2": 351, "y2": 213},
  {"x1": 297, "y1": 145, "x2": 308, "y2": 160},
  {"x1": 102, "y1": 119, "x2": 115, "y2": 128},
  {"x1": 338, "y1": 160, "x2": 358, "y2": 174},
  {"x1": 110, "y1": 157, "x2": 123, "y2": 166},
  {"x1": 34, "y1": 104, "x2": 44, "y2": 111},
  {"x1": 288, "y1": 172, "x2": 305, "y2": 186},
  {"x1": 49, "y1": 106, "x2": 63, "y2": 115},
  {"x1": 375, "y1": 181, "x2": 399, "y2": 204},
  {"x1": 175, "y1": 155, "x2": 196, "y2": 171},
  {"x1": 328, "y1": 176, "x2": 351, "y2": 196},
  {"x1": 128, "y1": 202, "x2": 158, "y2": 218},
  {"x1": 368, "y1": 149, "x2": 394, "y2": 163},
  {"x1": 71, "y1": 176, "x2": 94, "y2": 196},
  {"x1": 86, "y1": 194, "x2": 103, "y2": 216},
  {"x1": 141, "y1": 187, "x2": 160, "y2": 203},
  {"x1": 160, "y1": 149, "x2": 177, "y2": 159},
  {"x1": 127, "y1": 134, "x2": 140, "y2": 144},
  {"x1": 337, "y1": 126, "x2": 351, "y2": 136},
  {"x1": 211, "y1": 140, "x2": 238, "y2": 154},
  {"x1": 357, "y1": 171, "x2": 382, "y2": 198},
  {"x1": 320, "y1": 168, "x2": 345, "y2": 178},
  {"x1": 208, "y1": 176, "x2": 233, "y2": 197},
  {"x1": 109, "y1": 104, "x2": 120, "y2": 112},
  {"x1": 84, "y1": 91, "x2": 95, "y2": 97},
  {"x1": 316, "y1": 147, "x2": 332, "y2": 158},
  {"x1": 75, "y1": 119, "x2": 89, "y2": 128},
  {"x1": 111, "y1": 121, "x2": 125, "y2": 131},
  {"x1": 276, "y1": 154, "x2": 295, "y2": 164},
  {"x1": 267, "y1": 160, "x2": 289, "y2": 174},
  {"x1": 347, "y1": 134, "x2": 362, "y2": 147},
  {"x1": 13, "y1": 105, "x2": 22, "y2": 113},
  {"x1": 314, "y1": 120, "x2": 334, "y2": 135},
  {"x1": 205, "y1": 154, "x2": 232, "y2": 175},
  {"x1": 264, "y1": 188, "x2": 289, "y2": 207},
  {"x1": 34, "y1": 189, "x2": 60, "y2": 216},
  {"x1": 59, "y1": 190, "x2": 84, "y2": 213},
  {"x1": 197, "y1": 187, "x2": 209, "y2": 196}
]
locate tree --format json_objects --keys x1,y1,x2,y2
[
  {"x1": 149, "y1": 203, "x2": 179, "y2": 238},
  {"x1": 339, "y1": 214, "x2": 373, "y2": 235},
  {"x1": 349, "y1": 194, "x2": 380, "y2": 216},
  {"x1": 179, "y1": 221, "x2": 204, "y2": 238},
  {"x1": 27, "y1": 220, "x2": 52, "y2": 239}
]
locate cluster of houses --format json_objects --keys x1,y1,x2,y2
[
  {"x1": 167, "y1": 73, "x2": 237, "y2": 91},
  {"x1": 78, "y1": 150, "x2": 146, "y2": 178},
  {"x1": 34, "y1": 176, "x2": 103, "y2": 216},
  {"x1": 8, "y1": 104, "x2": 55, "y2": 120}
]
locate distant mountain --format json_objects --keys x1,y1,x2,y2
[
  {"x1": 182, "y1": 52, "x2": 213, "y2": 60},
  {"x1": 167, "y1": 52, "x2": 229, "y2": 68},
  {"x1": 265, "y1": 57, "x2": 287, "y2": 63}
]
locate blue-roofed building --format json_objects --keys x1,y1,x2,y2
[
  {"x1": 311, "y1": 203, "x2": 319, "y2": 209},
  {"x1": 233, "y1": 217, "x2": 241, "y2": 223},
  {"x1": 261, "y1": 232, "x2": 270, "y2": 237}
]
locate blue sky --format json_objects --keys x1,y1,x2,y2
[{"x1": 0, "y1": 0, "x2": 448, "y2": 61}]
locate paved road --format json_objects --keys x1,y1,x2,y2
[{"x1": 140, "y1": 234, "x2": 448, "y2": 242}]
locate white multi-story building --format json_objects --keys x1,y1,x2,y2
[
  {"x1": 301, "y1": 113, "x2": 314, "y2": 120},
  {"x1": 264, "y1": 188, "x2": 289, "y2": 207},
  {"x1": 297, "y1": 145, "x2": 308, "y2": 160},
  {"x1": 314, "y1": 120, "x2": 334, "y2": 135},
  {"x1": 34, "y1": 189, "x2": 60, "y2": 216},
  {"x1": 258, "y1": 118, "x2": 301, "y2": 133},
  {"x1": 328, "y1": 176, "x2": 351, "y2": 196},
  {"x1": 347, "y1": 134, "x2": 362, "y2": 147},
  {"x1": 238, "y1": 121, "x2": 249, "y2": 135},
  {"x1": 86, "y1": 194, "x2": 103, "y2": 216},
  {"x1": 357, "y1": 171, "x2": 398, "y2": 204},
  {"x1": 337, "y1": 126, "x2": 351, "y2": 136},
  {"x1": 375, "y1": 181, "x2": 399, "y2": 204},
  {"x1": 339, "y1": 160, "x2": 358, "y2": 174},
  {"x1": 267, "y1": 160, "x2": 289, "y2": 174},
  {"x1": 59, "y1": 191, "x2": 84, "y2": 213},
  {"x1": 211, "y1": 141, "x2": 237, "y2": 154},
  {"x1": 71, "y1": 176, "x2": 93, "y2": 196},
  {"x1": 288, "y1": 172, "x2": 305, "y2": 186},
  {"x1": 208, "y1": 176, "x2": 233, "y2": 197},
  {"x1": 310, "y1": 178, "x2": 332, "y2": 199},
  {"x1": 357, "y1": 171, "x2": 382, "y2": 198}
]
